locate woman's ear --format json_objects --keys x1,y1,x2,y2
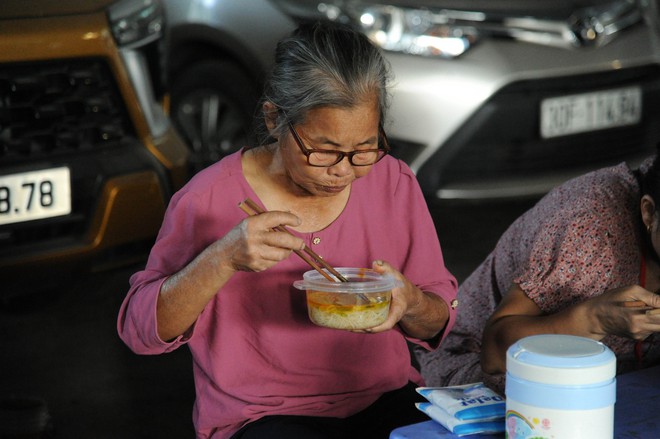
[
  {"x1": 263, "y1": 101, "x2": 278, "y2": 135},
  {"x1": 641, "y1": 194, "x2": 657, "y2": 230}
]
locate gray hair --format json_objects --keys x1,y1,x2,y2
[{"x1": 250, "y1": 21, "x2": 392, "y2": 146}]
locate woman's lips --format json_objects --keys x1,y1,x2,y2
[{"x1": 319, "y1": 184, "x2": 347, "y2": 193}]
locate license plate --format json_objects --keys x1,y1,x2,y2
[
  {"x1": 0, "y1": 167, "x2": 71, "y2": 226},
  {"x1": 540, "y1": 86, "x2": 642, "y2": 139}
]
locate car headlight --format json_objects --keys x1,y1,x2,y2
[
  {"x1": 348, "y1": 4, "x2": 479, "y2": 58},
  {"x1": 274, "y1": 1, "x2": 479, "y2": 58},
  {"x1": 109, "y1": 0, "x2": 164, "y2": 48},
  {"x1": 108, "y1": 0, "x2": 169, "y2": 137}
]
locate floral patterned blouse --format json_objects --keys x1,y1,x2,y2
[{"x1": 417, "y1": 160, "x2": 660, "y2": 393}]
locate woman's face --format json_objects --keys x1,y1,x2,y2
[{"x1": 279, "y1": 100, "x2": 381, "y2": 198}]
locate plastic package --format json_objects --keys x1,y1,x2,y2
[
  {"x1": 417, "y1": 382, "x2": 505, "y2": 420},
  {"x1": 415, "y1": 402, "x2": 505, "y2": 436},
  {"x1": 415, "y1": 382, "x2": 505, "y2": 436}
]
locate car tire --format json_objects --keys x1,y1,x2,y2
[{"x1": 169, "y1": 59, "x2": 259, "y2": 174}]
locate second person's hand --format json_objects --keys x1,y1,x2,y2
[{"x1": 580, "y1": 285, "x2": 660, "y2": 341}]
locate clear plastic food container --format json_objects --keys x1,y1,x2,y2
[{"x1": 293, "y1": 268, "x2": 399, "y2": 330}]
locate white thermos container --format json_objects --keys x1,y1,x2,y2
[{"x1": 505, "y1": 334, "x2": 616, "y2": 439}]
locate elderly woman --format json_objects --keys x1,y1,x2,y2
[
  {"x1": 117, "y1": 22, "x2": 457, "y2": 439},
  {"x1": 417, "y1": 153, "x2": 660, "y2": 394}
]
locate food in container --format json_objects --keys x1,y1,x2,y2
[{"x1": 293, "y1": 268, "x2": 399, "y2": 330}]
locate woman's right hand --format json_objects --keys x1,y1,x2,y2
[
  {"x1": 220, "y1": 210, "x2": 305, "y2": 274},
  {"x1": 156, "y1": 210, "x2": 304, "y2": 341},
  {"x1": 579, "y1": 285, "x2": 660, "y2": 341}
]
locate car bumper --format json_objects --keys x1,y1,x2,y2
[{"x1": 383, "y1": 23, "x2": 660, "y2": 201}]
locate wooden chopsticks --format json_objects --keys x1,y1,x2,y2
[
  {"x1": 238, "y1": 198, "x2": 348, "y2": 283},
  {"x1": 622, "y1": 300, "x2": 660, "y2": 314}
]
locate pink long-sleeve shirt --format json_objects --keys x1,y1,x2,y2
[{"x1": 117, "y1": 150, "x2": 457, "y2": 438}]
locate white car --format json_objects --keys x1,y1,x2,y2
[{"x1": 165, "y1": 0, "x2": 660, "y2": 201}]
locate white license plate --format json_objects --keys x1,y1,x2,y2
[
  {"x1": 0, "y1": 167, "x2": 71, "y2": 226},
  {"x1": 540, "y1": 86, "x2": 642, "y2": 139}
]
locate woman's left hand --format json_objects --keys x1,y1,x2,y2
[{"x1": 353, "y1": 260, "x2": 449, "y2": 340}]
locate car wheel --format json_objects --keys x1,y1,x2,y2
[{"x1": 170, "y1": 60, "x2": 259, "y2": 174}]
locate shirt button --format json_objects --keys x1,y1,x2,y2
[{"x1": 312, "y1": 237, "x2": 321, "y2": 245}]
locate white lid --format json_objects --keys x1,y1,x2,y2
[{"x1": 506, "y1": 334, "x2": 616, "y2": 385}]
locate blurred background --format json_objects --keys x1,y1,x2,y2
[{"x1": 2, "y1": 0, "x2": 659, "y2": 436}]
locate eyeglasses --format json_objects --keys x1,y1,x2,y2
[{"x1": 287, "y1": 120, "x2": 390, "y2": 167}]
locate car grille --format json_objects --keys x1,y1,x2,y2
[
  {"x1": 0, "y1": 58, "x2": 136, "y2": 251},
  {"x1": 0, "y1": 58, "x2": 133, "y2": 162},
  {"x1": 418, "y1": 64, "x2": 660, "y2": 192}
]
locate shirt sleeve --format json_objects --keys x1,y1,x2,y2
[
  {"x1": 515, "y1": 210, "x2": 618, "y2": 312},
  {"x1": 116, "y1": 188, "x2": 211, "y2": 354}
]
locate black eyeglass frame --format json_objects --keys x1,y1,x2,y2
[{"x1": 286, "y1": 120, "x2": 390, "y2": 167}]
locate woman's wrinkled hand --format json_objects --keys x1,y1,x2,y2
[
  {"x1": 352, "y1": 260, "x2": 448, "y2": 340},
  {"x1": 581, "y1": 285, "x2": 660, "y2": 341},
  {"x1": 217, "y1": 211, "x2": 305, "y2": 274}
]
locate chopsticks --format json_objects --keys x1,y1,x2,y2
[
  {"x1": 622, "y1": 300, "x2": 660, "y2": 314},
  {"x1": 238, "y1": 197, "x2": 348, "y2": 283}
]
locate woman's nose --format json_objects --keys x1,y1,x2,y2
[{"x1": 329, "y1": 155, "x2": 353, "y2": 176}]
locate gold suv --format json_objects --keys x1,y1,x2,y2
[{"x1": 0, "y1": 0, "x2": 189, "y2": 300}]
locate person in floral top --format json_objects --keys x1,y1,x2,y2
[{"x1": 417, "y1": 153, "x2": 660, "y2": 393}]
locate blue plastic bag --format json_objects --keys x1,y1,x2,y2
[
  {"x1": 416, "y1": 382, "x2": 505, "y2": 420},
  {"x1": 415, "y1": 402, "x2": 505, "y2": 436}
]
